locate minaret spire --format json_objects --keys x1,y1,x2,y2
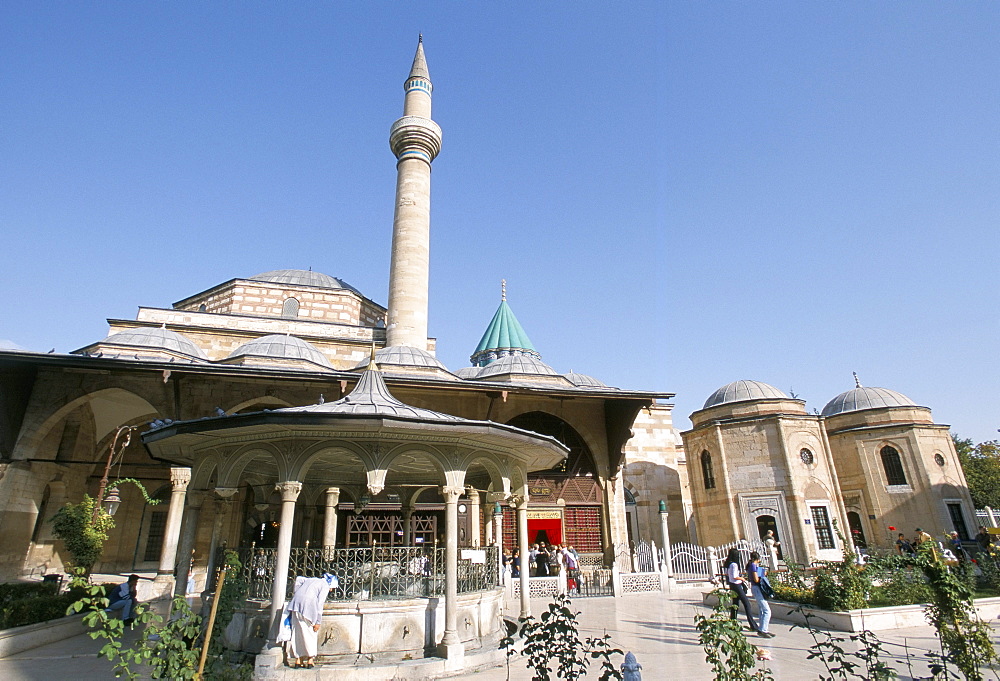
[{"x1": 386, "y1": 37, "x2": 443, "y2": 350}]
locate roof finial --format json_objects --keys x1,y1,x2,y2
[
  {"x1": 367, "y1": 342, "x2": 379, "y2": 371},
  {"x1": 418, "y1": 33, "x2": 423, "y2": 44},
  {"x1": 853, "y1": 371, "x2": 862, "y2": 388},
  {"x1": 501, "y1": 279, "x2": 507, "y2": 302}
]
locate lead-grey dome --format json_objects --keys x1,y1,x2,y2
[
  {"x1": 229, "y1": 334, "x2": 332, "y2": 369},
  {"x1": 821, "y1": 387, "x2": 916, "y2": 417},
  {"x1": 250, "y1": 269, "x2": 361, "y2": 294},
  {"x1": 101, "y1": 327, "x2": 208, "y2": 360},
  {"x1": 703, "y1": 380, "x2": 789, "y2": 409},
  {"x1": 476, "y1": 354, "x2": 559, "y2": 379},
  {"x1": 352, "y1": 346, "x2": 448, "y2": 371},
  {"x1": 564, "y1": 371, "x2": 607, "y2": 388},
  {"x1": 454, "y1": 366, "x2": 482, "y2": 379}
]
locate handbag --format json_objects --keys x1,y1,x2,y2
[{"x1": 758, "y1": 571, "x2": 775, "y2": 600}]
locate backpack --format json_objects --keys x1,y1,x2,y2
[{"x1": 757, "y1": 568, "x2": 775, "y2": 600}]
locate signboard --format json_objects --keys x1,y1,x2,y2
[
  {"x1": 529, "y1": 486, "x2": 552, "y2": 496},
  {"x1": 461, "y1": 549, "x2": 486, "y2": 564},
  {"x1": 526, "y1": 509, "x2": 562, "y2": 520}
]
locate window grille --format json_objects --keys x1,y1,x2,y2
[
  {"x1": 810, "y1": 506, "x2": 835, "y2": 550},
  {"x1": 880, "y1": 446, "x2": 907, "y2": 486}
]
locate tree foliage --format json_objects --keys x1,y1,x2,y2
[{"x1": 953, "y1": 434, "x2": 1000, "y2": 509}]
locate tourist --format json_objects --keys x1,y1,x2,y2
[
  {"x1": 745, "y1": 552, "x2": 775, "y2": 638},
  {"x1": 563, "y1": 547, "x2": 580, "y2": 595},
  {"x1": 282, "y1": 573, "x2": 336, "y2": 669},
  {"x1": 528, "y1": 544, "x2": 540, "y2": 577},
  {"x1": 104, "y1": 574, "x2": 140, "y2": 626},
  {"x1": 510, "y1": 549, "x2": 521, "y2": 578},
  {"x1": 914, "y1": 528, "x2": 932, "y2": 547},
  {"x1": 895, "y1": 533, "x2": 915, "y2": 556},
  {"x1": 763, "y1": 529, "x2": 781, "y2": 561},
  {"x1": 723, "y1": 548, "x2": 759, "y2": 633},
  {"x1": 976, "y1": 526, "x2": 992, "y2": 551},
  {"x1": 535, "y1": 544, "x2": 550, "y2": 577},
  {"x1": 949, "y1": 531, "x2": 966, "y2": 561}
]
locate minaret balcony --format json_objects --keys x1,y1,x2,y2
[{"x1": 390, "y1": 116, "x2": 443, "y2": 161}]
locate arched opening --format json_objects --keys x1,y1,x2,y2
[
  {"x1": 846, "y1": 511, "x2": 867, "y2": 548},
  {"x1": 755, "y1": 515, "x2": 783, "y2": 560},
  {"x1": 506, "y1": 412, "x2": 602, "y2": 553},
  {"x1": 880, "y1": 445, "x2": 907, "y2": 486},
  {"x1": 700, "y1": 450, "x2": 716, "y2": 490}
]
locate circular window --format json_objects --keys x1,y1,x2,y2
[
  {"x1": 934, "y1": 453, "x2": 946, "y2": 467},
  {"x1": 800, "y1": 448, "x2": 815, "y2": 465}
]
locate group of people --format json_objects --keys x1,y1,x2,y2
[
  {"x1": 894, "y1": 526, "x2": 988, "y2": 562},
  {"x1": 504, "y1": 542, "x2": 582, "y2": 593},
  {"x1": 723, "y1": 548, "x2": 775, "y2": 638}
]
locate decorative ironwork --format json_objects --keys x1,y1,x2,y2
[{"x1": 233, "y1": 545, "x2": 498, "y2": 602}]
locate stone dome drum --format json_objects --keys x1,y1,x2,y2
[
  {"x1": 228, "y1": 334, "x2": 333, "y2": 368},
  {"x1": 821, "y1": 387, "x2": 917, "y2": 416},
  {"x1": 703, "y1": 380, "x2": 789, "y2": 409}
]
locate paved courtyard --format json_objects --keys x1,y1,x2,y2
[{"x1": 1, "y1": 587, "x2": 995, "y2": 680}]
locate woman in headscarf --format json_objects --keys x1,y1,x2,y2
[{"x1": 285, "y1": 573, "x2": 336, "y2": 669}]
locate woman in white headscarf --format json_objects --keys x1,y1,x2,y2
[{"x1": 285, "y1": 573, "x2": 336, "y2": 669}]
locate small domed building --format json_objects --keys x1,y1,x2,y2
[
  {"x1": 822, "y1": 382, "x2": 975, "y2": 548},
  {"x1": 682, "y1": 381, "x2": 847, "y2": 562}
]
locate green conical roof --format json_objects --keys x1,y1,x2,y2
[{"x1": 474, "y1": 300, "x2": 535, "y2": 354}]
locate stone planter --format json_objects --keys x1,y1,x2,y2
[
  {"x1": 0, "y1": 613, "x2": 87, "y2": 658},
  {"x1": 702, "y1": 592, "x2": 1000, "y2": 632}
]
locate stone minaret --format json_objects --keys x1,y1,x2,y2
[{"x1": 386, "y1": 36, "x2": 442, "y2": 350}]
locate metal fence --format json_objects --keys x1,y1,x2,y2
[
  {"x1": 232, "y1": 545, "x2": 500, "y2": 602},
  {"x1": 669, "y1": 541, "x2": 711, "y2": 581}
]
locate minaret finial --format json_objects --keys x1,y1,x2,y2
[
  {"x1": 418, "y1": 33, "x2": 423, "y2": 43},
  {"x1": 501, "y1": 279, "x2": 506, "y2": 302},
  {"x1": 367, "y1": 343, "x2": 379, "y2": 371},
  {"x1": 853, "y1": 371, "x2": 862, "y2": 388}
]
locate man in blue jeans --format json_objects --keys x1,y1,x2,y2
[{"x1": 105, "y1": 574, "x2": 140, "y2": 626}]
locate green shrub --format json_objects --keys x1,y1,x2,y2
[
  {"x1": 0, "y1": 593, "x2": 76, "y2": 629},
  {"x1": 0, "y1": 581, "x2": 59, "y2": 607}
]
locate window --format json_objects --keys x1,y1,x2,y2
[
  {"x1": 800, "y1": 448, "x2": 815, "y2": 465},
  {"x1": 880, "y1": 446, "x2": 907, "y2": 486},
  {"x1": 947, "y1": 503, "x2": 970, "y2": 541},
  {"x1": 143, "y1": 510, "x2": 168, "y2": 562},
  {"x1": 701, "y1": 450, "x2": 716, "y2": 490},
  {"x1": 281, "y1": 297, "x2": 300, "y2": 318},
  {"x1": 811, "y1": 506, "x2": 835, "y2": 549}
]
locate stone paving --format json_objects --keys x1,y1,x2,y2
[{"x1": 1, "y1": 587, "x2": 997, "y2": 680}]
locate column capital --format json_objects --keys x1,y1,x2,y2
[
  {"x1": 215, "y1": 487, "x2": 239, "y2": 499},
  {"x1": 325, "y1": 486, "x2": 341, "y2": 501},
  {"x1": 440, "y1": 485, "x2": 464, "y2": 502},
  {"x1": 169, "y1": 467, "x2": 191, "y2": 492},
  {"x1": 509, "y1": 494, "x2": 529, "y2": 510},
  {"x1": 275, "y1": 481, "x2": 302, "y2": 502}
]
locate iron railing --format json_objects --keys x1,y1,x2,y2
[{"x1": 232, "y1": 545, "x2": 499, "y2": 602}]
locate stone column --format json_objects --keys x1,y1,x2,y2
[
  {"x1": 659, "y1": 500, "x2": 673, "y2": 581},
  {"x1": 174, "y1": 491, "x2": 204, "y2": 597},
  {"x1": 438, "y1": 485, "x2": 464, "y2": 664},
  {"x1": 494, "y1": 504, "x2": 504, "y2": 548},
  {"x1": 469, "y1": 488, "x2": 481, "y2": 548},
  {"x1": 322, "y1": 487, "x2": 340, "y2": 549},
  {"x1": 268, "y1": 481, "x2": 302, "y2": 627},
  {"x1": 204, "y1": 488, "x2": 239, "y2": 584},
  {"x1": 402, "y1": 504, "x2": 415, "y2": 546},
  {"x1": 516, "y1": 497, "x2": 530, "y2": 619},
  {"x1": 155, "y1": 467, "x2": 190, "y2": 584}
]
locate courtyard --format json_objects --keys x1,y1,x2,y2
[{"x1": 2, "y1": 587, "x2": 995, "y2": 680}]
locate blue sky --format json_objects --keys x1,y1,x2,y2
[{"x1": 1, "y1": 3, "x2": 997, "y2": 443}]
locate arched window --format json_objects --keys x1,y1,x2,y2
[
  {"x1": 880, "y1": 445, "x2": 907, "y2": 486},
  {"x1": 281, "y1": 297, "x2": 300, "y2": 318},
  {"x1": 701, "y1": 450, "x2": 716, "y2": 490}
]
